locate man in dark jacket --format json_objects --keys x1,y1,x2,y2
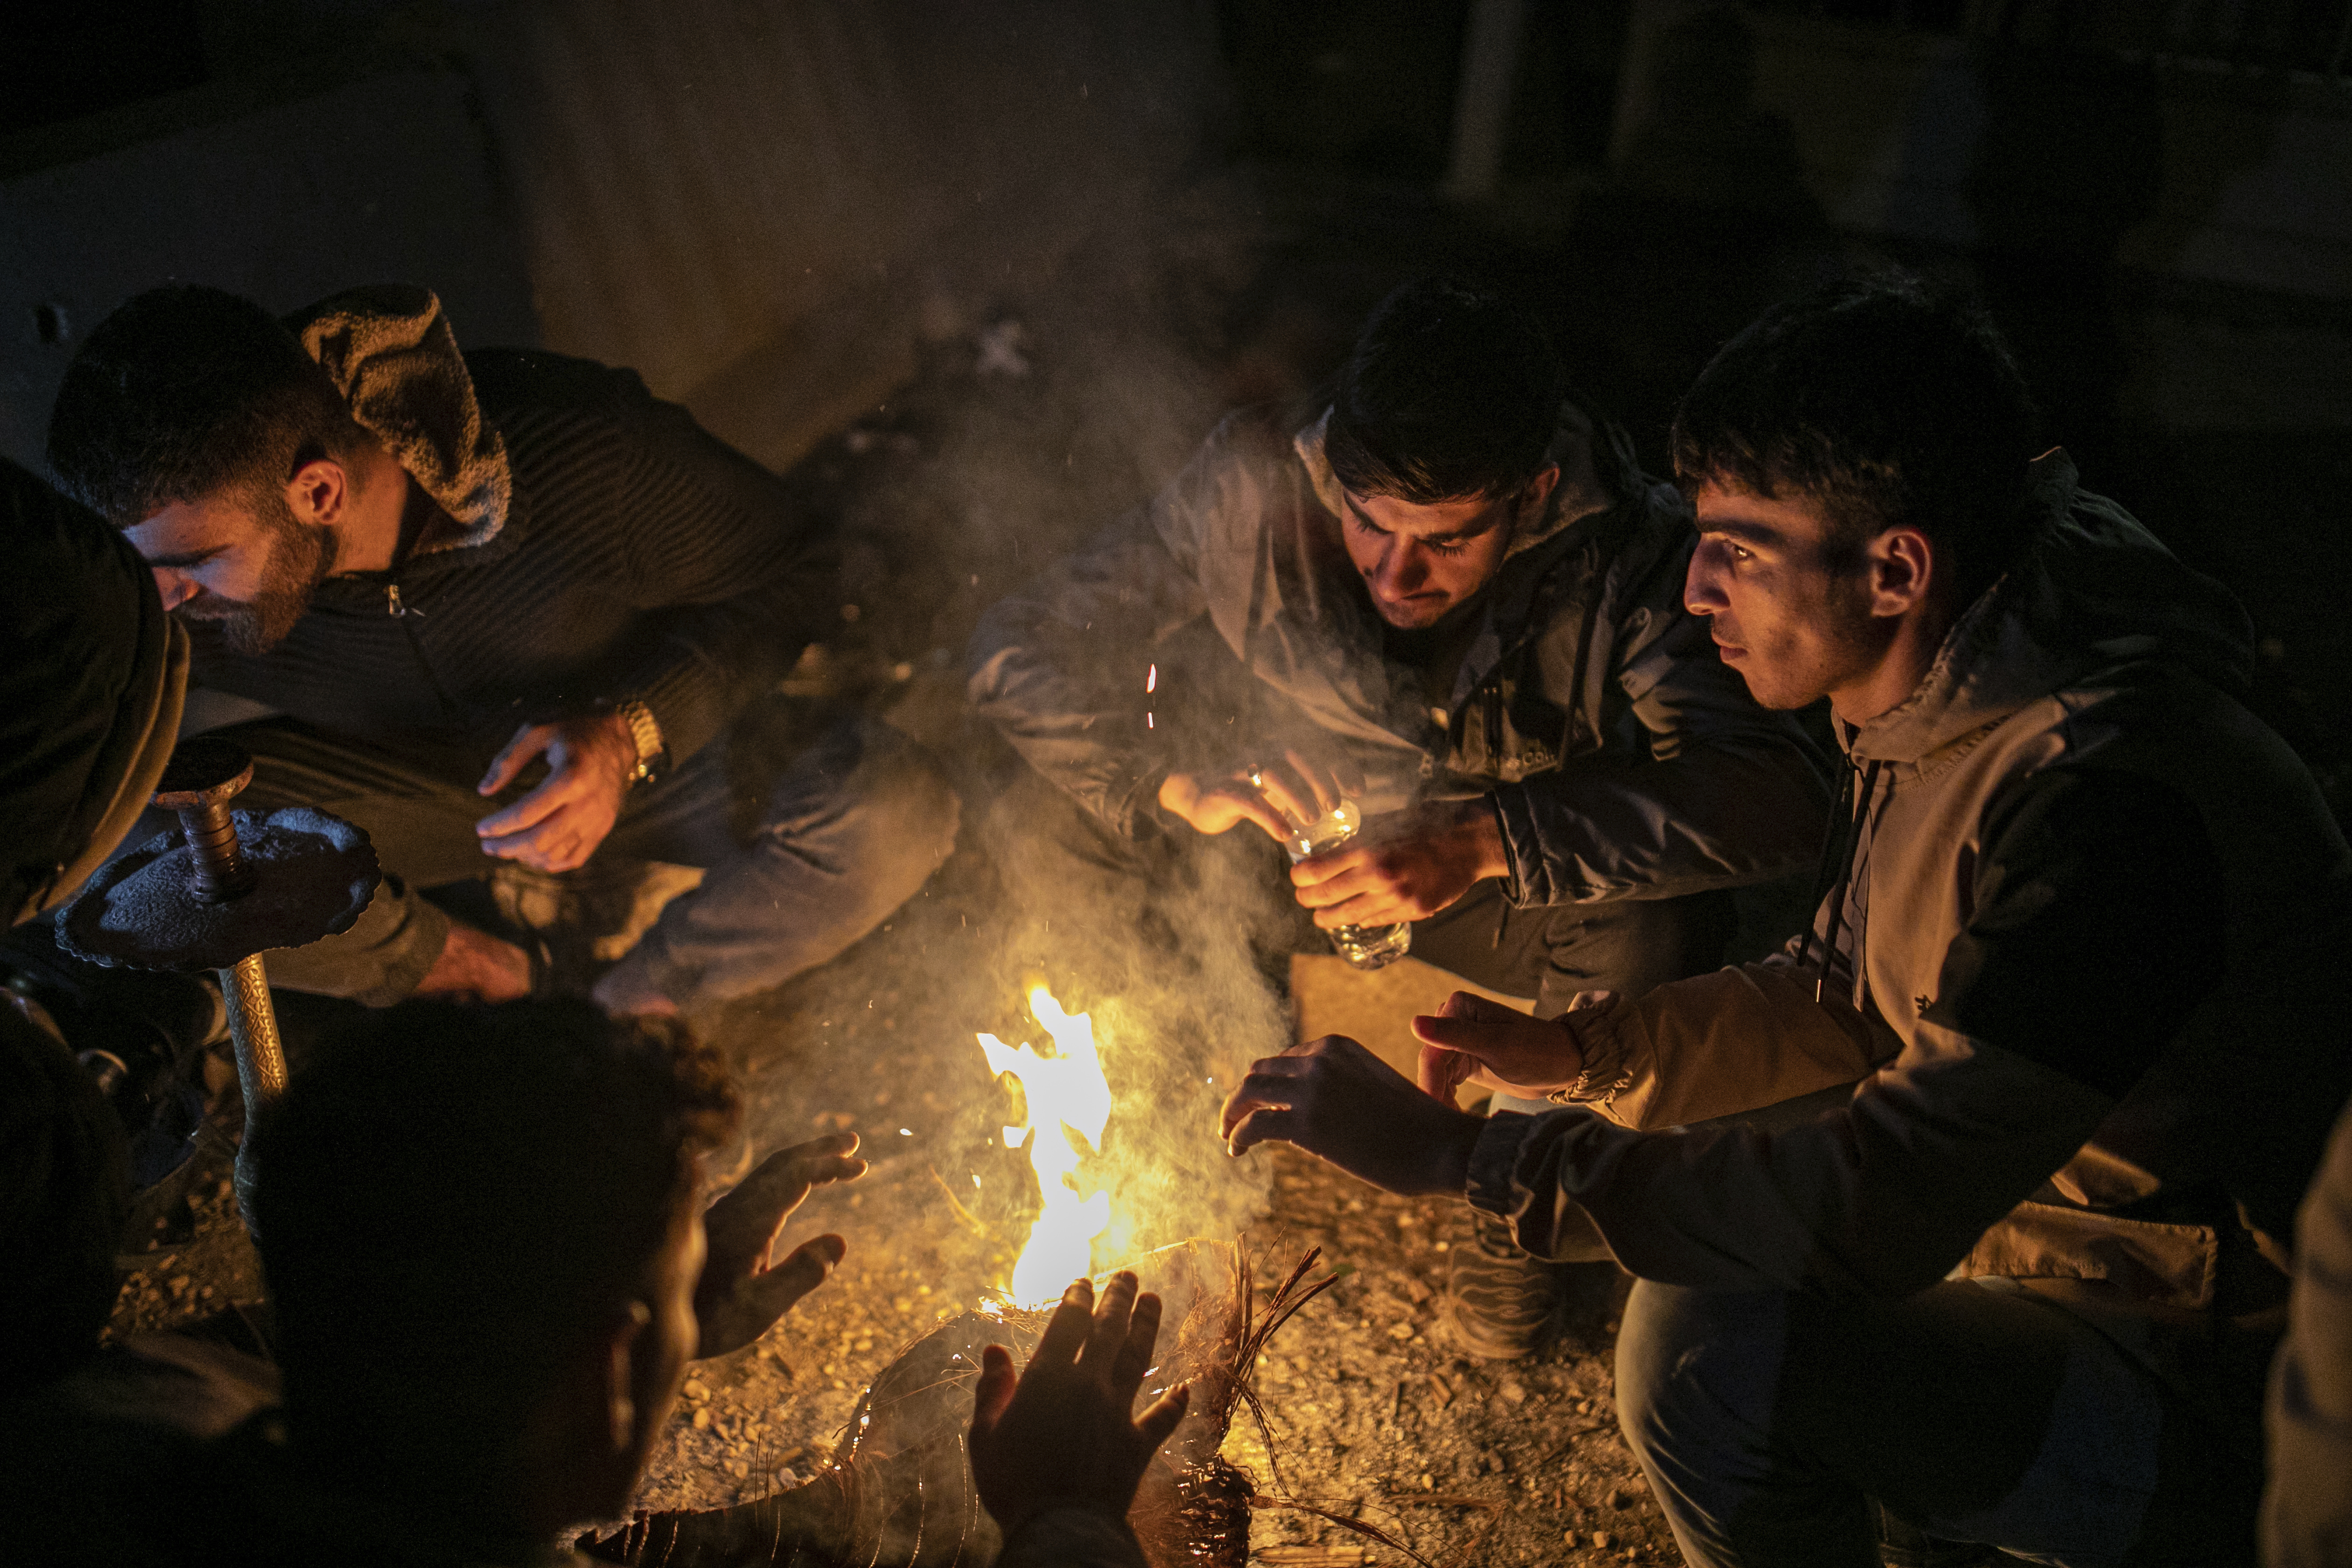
[
  {"x1": 972, "y1": 279, "x2": 1829, "y2": 1356},
  {"x1": 1220, "y1": 273, "x2": 2352, "y2": 1565},
  {"x1": 1, "y1": 456, "x2": 190, "y2": 1397},
  {"x1": 45, "y1": 285, "x2": 957, "y2": 1019}
]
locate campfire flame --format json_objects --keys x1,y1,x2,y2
[{"x1": 977, "y1": 986, "x2": 1114, "y2": 1307}]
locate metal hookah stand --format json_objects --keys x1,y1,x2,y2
[{"x1": 59, "y1": 735, "x2": 380, "y2": 1227}]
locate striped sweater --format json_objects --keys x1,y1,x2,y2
[{"x1": 186, "y1": 349, "x2": 832, "y2": 773}]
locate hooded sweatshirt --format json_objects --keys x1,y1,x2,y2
[
  {"x1": 1466, "y1": 453, "x2": 2352, "y2": 1320},
  {"x1": 969, "y1": 395, "x2": 1828, "y2": 905},
  {"x1": 182, "y1": 287, "x2": 830, "y2": 775}
]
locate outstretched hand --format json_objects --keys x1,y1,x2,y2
[
  {"x1": 1157, "y1": 748, "x2": 1360, "y2": 844},
  {"x1": 1413, "y1": 990, "x2": 1591, "y2": 1105},
  {"x1": 969, "y1": 1272, "x2": 1191, "y2": 1541},
  {"x1": 693, "y1": 1132, "x2": 867, "y2": 1359},
  {"x1": 474, "y1": 714, "x2": 637, "y2": 872},
  {"x1": 1219, "y1": 1034, "x2": 1485, "y2": 1196}
]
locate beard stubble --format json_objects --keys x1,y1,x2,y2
[{"x1": 182, "y1": 492, "x2": 337, "y2": 656}]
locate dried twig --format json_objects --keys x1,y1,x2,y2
[{"x1": 924, "y1": 1164, "x2": 993, "y2": 1237}]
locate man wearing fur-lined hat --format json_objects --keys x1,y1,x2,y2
[{"x1": 45, "y1": 284, "x2": 957, "y2": 1020}]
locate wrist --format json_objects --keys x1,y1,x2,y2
[
  {"x1": 1457, "y1": 798, "x2": 1510, "y2": 881},
  {"x1": 1428, "y1": 1110, "x2": 1485, "y2": 1195},
  {"x1": 610, "y1": 700, "x2": 665, "y2": 789}
]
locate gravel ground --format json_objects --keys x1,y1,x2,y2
[{"x1": 100, "y1": 843, "x2": 1677, "y2": 1566}]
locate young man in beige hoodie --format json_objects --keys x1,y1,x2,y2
[{"x1": 1221, "y1": 272, "x2": 2352, "y2": 1567}]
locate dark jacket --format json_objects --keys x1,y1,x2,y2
[
  {"x1": 1, "y1": 459, "x2": 186, "y2": 927},
  {"x1": 185, "y1": 288, "x2": 830, "y2": 773},
  {"x1": 969, "y1": 397, "x2": 1828, "y2": 905},
  {"x1": 1470, "y1": 455, "x2": 2352, "y2": 1325}
]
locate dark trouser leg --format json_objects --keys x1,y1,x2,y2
[
  {"x1": 602, "y1": 711, "x2": 958, "y2": 1010},
  {"x1": 1615, "y1": 1279, "x2": 2262, "y2": 1568}
]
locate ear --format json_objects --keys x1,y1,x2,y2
[
  {"x1": 602, "y1": 1299, "x2": 654, "y2": 1454},
  {"x1": 285, "y1": 456, "x2": 352, "y2": 530},
  {"x1": 1520, "y1": 462, "x2": 1561, "y2": 515},
  {"x1": 1865, "y1": 527, "x2": 1937, "y2": 619}
]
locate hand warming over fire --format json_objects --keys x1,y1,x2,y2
[
  {"x1": 1413, "y1": 990, "x2": 1589, "y2": 1104},
  {"x1": 1157, "y1": 748, "x2": 1358, "y2": 843},
  {"x1": 969, "y1": 1272, "x2": 1191, "y2": 1541},
  {"x1": 1220, "y1": 1034, "x2": 1485, "y2": 1195},
  {"x1": 473, "y1": 713, "x2": 637, "y2": 872},
  {"x1": 693, "y1": 1131, "x2": 868, "y2": 1359},
  {"x1": 1288, "y1": 798, "x2": 1507, "y2": 928}
]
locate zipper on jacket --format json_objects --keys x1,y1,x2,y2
[{"x1": 385, "y1": 579, "x2": 462, "y2": 722}]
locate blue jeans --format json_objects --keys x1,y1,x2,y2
[
  {"x1": 197, "y1": 703, "x2": 957, "y2": 1010},
  {"x1": 1613, "y1": 1276, "x2": 2265, "y2": 1567}
]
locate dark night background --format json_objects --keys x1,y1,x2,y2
[{"x1": 4, "y1": 0, "x2": 2345, "y2": 824}]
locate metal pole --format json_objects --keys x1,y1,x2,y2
[{"x1": 154, "y1": 740, "x2": 289, "y2": 1225}]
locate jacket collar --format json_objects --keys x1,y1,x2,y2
[
  {"x1": 1850, "y1": 451, "x2": 2255, "y2": 768},
  {"x1": 285, "y1": 285, "x2": 511, "y2": 557}
]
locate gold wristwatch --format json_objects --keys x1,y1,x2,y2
[{"x1": 615, "y1": 699, "x2": 666, "y2": 789}]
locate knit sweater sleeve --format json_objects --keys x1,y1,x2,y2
[{"x1": 601, "y1": 392, "x2": 834, "y2": 766}]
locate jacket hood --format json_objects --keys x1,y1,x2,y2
[
  {"x1": 283, "y1": 284, "x2": 511, "y2": 554},
  {"x1": 2, "y1": 459, "x2": 188, "y2": 926},
  {"x1": 1291, "y1": 399, "x2": 1618, "y2": 561},
  {"x1": 1852, "y1": 452, "x2": 2254, "y2": 767}
]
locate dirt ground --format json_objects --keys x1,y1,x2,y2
[{"x1": 105, "y1": 864, "x2": 1678, "y2": 1568}]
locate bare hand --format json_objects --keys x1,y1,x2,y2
[
  {"x1": 1289, "y1": 799, "x2": 1507, "y2": 929},
  {"x1": 694, "y1": 1132, "x2": 867, "y2": 1358},
  {"x1": 1157, "y1": 748, "x2": 1359, "y2": 844},
  {"x1": 1413, "y1": 991, "x2": 1589, "y2": 1105},
  {"x1": 474, "y1": 714, "x2": 637, "y2": 872},
  {"x1": 969, "y1": 1272, "x2": 1191, "y2": 1541},
  {"x1": 1219, "y1": 1034, "x2": 1485, "y2": 1195}
]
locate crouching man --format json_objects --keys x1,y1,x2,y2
[
  {"x1": 46, "y1": 285, "x2": 957, "y2": 1017},
  {"x1": 971, "y1": 278, "x2": 1828, "y2": 1358},
  {"x1": 1220, "y1": 273, "x2": 2352, "y2": 1565}
]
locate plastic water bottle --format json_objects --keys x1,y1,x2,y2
[{"x1": 1283, "y1": 799, "x2": 1412, "y2": 971}]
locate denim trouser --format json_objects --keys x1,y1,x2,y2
[
  {"x1": 193, "y1": 703, "x2": 958, "y2": 1010},
  {"x1": 1614, "y1": 1275, "x2": 2267, "y2": 1567}
]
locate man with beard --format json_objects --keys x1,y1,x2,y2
[
  {"x1": 1219, "y1": 272, "x2": 2352, "y2": 1565},
  {"x1": 971, "y1": 278, "x2": 1829, "y2": 1358},
  {"x1": 45, "y1": 284, "x2": 957, "y2": 1017}
]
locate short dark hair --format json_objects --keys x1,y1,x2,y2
[
  {"x1": 46, "y1": 285, "x2": 367, "y2": 525},
  {"x1": 248, "y1": 999, "x2": 739, "y2": 1484},
  {"x1": 1671, "y1": 270, "x2": 2040, "y2": 602},
  {"x1": 1324, "y1": 277, "x2": 1565, "y2": 504}
]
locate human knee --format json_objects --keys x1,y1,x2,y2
[
  {"x1": 837, "y1": 720, "x2": 959, "y2": 882},
  {"x1": 1615, "y1": 1281, "x2": 1781, "y2": 1465},
  {"x1": 790, "y1": 719, "x2": 964, "y2": 884}
]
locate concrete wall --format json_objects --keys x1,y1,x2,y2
[
  {"x1": 0, "y1": 66, "x2": 538, "y2": 475},
  {"x1": 1613, "y1": 3, "x2": 2352, "y2": 302},
  {"x1": 409, "y1": 0, "x2": 1229, "y2": 473},
  {"x1": 0, "y1": 0, "x2": 1230, "y2": 480}
]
